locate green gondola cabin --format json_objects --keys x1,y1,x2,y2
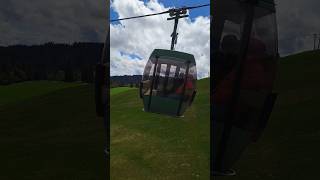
[{"x1": 140, "y1": 49, "x2": 197, "y2": 117}]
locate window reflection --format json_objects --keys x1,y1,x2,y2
[{"x1": 141, "y1": 58, "x2": 196, "y2": 102}]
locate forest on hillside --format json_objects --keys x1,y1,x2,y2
[{"x1": 0, "y1": 42, "x2": 103, "y2": 85}]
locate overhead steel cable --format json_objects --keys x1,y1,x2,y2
[
  {"x1": 184, "y1": 3, "x2": 210, "y2": 10},
  {"x1": 110, "y1": 3, "x2": 210, "y2": 22},
  {"x1": 110, "y1": 10, "x2": 170, "y2": 22}
]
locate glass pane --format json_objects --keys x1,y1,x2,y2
[
  {"x1": 169, "y1": 65, "x2": 177, "y2": 78},
  {"x1": 159, "y1": 64, "x2": 167, "y2": 77},
  {"x1": 166, "y1": 65, "x2": 176, "y2": 95},
  {"x1": 189, "y1": 64, "x2": 197, "y2": 87},
  {"x1": 234, "y1": 8, "x2": 278, "y2": 131},
  {"x1": 142, "y1": 59, "x2": 156, "y2": 95},
  {"x1": 244, "y1": 10, "x2": 278, "y2": 91},
  {"x1": 215, "y1": 21, "x2": 243, "y2": 88},
  {"x1": 212, "y1": 1, "x2": 249, "y2": 173},
  {"x1": 148, "y1": 58, "x2": 191, "y2": 99},
  {"x1": 179, "y1": 68, "x2": 186, "y2": 79},
  {"x1": 156, "y1": 64, "x2": 167, "y2": 93},
  {"x1": 142, "y1": 59, "x2": 153, "y2": 80},
  {"x1": 250, "y1": 11, "x2": 278, "y2": 57},
  {"x1": 150, "y1": 64, "x2": 155, "y2": 76},
  {"x1": 220, "y1": 20, "x2": 242, "y2": 47}
]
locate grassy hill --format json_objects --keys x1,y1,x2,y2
[
  {"x1": 218, "y1": 50, "x2": 320, "y2": 179},
  {"x1": 0, "y1": 50, "x2": 319, "y2": 179},
  {"x1": 0, "y1": 81, "x2": 82, "y2": 106},
  {"x1": 110, "y1": 78, "x2": 210, "y2": 180},
  {"x1": 0, "y1": 82, "x2": 106, "y2": 179},
  {"x1": 110, "y1": 87, "x2": 133, "y2": 96},
  {"x1": 0, "y1": 78, "x2": 209, "y2": 180}
]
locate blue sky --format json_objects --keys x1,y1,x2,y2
[
  {"x1": 109, "y1": 0, "x2": 211, "y2": 64},
  {"x1": 110, "y1": 0, "x2": 210, "y2": 23},
  {"x1": 110, "y1": 0, "x2": 210, "y2": 78}
]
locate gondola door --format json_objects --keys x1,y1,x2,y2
[
  {"x1": 150, "y1": 60, "x2": 180, "y2": 115},
  {"x1": 141, "y1": 58, "x2": 186, "y2": 116}
]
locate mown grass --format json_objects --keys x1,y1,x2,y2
[
  {"x1": 0, "y1": 81, "x2": 83, "y2": 106},
  {"x1": 110, "y1": 87, "x2": 135, "y2": 96},
  {"x1": 1, "y1": 50, "x2": 319, "y2": 179},
  {"x1": 110, "y1": 78, "x2": 210, "y2": 180},
  {"x1": 216, "y1": 50, "x2": 320, "y2": 179},
  {"x1": 0, "y1": 82, "x2": 106, "y2": 179}
]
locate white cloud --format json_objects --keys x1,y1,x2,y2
[
  {"x1": 276, "y1": 0, "x2": 320, "y2": 56},
  {"x1": 110, "y1": 0, "x2": 210, "y2": 79},
  {"x1": 0, "y1": 0, "x2": 107, "y2": 45}
]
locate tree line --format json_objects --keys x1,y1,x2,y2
[
  {"x1": 0, "y1": 42, "x2": 103, "y2": 85},
  {"x1": 110, "y1": 75, "x2": 142, "y2": 88}
]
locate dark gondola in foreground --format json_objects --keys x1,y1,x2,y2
[{"x1": 212, "y1": 0, "x2": 278, "y2": 176}]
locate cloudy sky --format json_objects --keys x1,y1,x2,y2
[
  {"x1": 0, "y1": 0, "x2": 107, "y2": 45},
  {"x1": 110, "y1": 0, "x2": 210, "y2": 78},
  {"x1": 0, "y1": 0, "x2": 319, "y2": 68},
  {"x1": 276, "y1": 0, "x2": 320, "y2": 56}
]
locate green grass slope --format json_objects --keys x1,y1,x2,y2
[
  {"x1": 1, "y1": 49, "x2": 318, "y2": 179},
  {"x1": 110, "y1": 87, "x2": 134, "y2": 96},
  {"x1": 218, "y1": 50, "x2": 320, "y2": 179},
  {"x1": 110, "y1": 78, "x2": 210, "y2": 180},
  {"x1": 0, "y1": 82, "x2": 106, "y2": 179},
  {"x1": 0, "y1": 81, "x2": 82, "y2": 106}
]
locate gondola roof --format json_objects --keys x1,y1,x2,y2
[
  {"x1": 216, "y1": 0, "x2": 276, "y2": 24},
  {"x1": 150, "y1": 49, "x2": 196, "y2": 64}
]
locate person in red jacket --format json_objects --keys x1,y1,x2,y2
[
  {"x1": 214, "y1": 36, "x2": 271, "y2": 112},
  {"x1": 175, "y1": 75, "x2": 194, "y2": 94},
  {"x1": 213, "y1": 35, "x2": 272, "y2": 175}
]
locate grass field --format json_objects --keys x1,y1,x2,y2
[
  {"x1": 216, "y1": 50, "x2": 320, "y2": 179},
  {"x1": 110, "y1": 87, "x2": 134, "y2": 96},
  {"x1": 110, "y1": 78, "x2": 210, "y2": 180},
  {"x1": 0, "y1": 81, "x2": 106, "y2": 179},
  {"x1": 0, "y1": 50, "x2": 319, "y2": 179},
  {"x1": 0, "y1": 81, "x2": 82, "y2": 106}
]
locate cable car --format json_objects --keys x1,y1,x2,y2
[
  {"x1": 107, "y1": 5, "x2": 210, "y2": 117},
  {"x1": 212, "y1": 0, "x2": 278, "y2": 176},
  {"x1": 136, "y1": 7, "x2": 201, "y2": 117},
  {"x1": 139, "y1": 49, "x2": 197, "y2": 116}
]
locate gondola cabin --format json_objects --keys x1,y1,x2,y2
[
  {"x1": 140, "y1": 49, "x2": 197, "y2": 117},
  {"x1": 212, "y1": 0, "x2": 278, "y2": 176}
]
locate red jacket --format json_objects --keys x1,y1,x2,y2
[
  {"x1": 214, "y1": 55, "x2": 275, "y2": 105},
  {"x1": 176, "y1": 80, "x2": 193, "y2": 94}
]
